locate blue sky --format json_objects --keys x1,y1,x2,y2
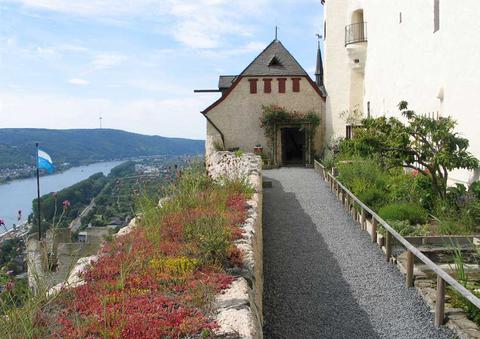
[{"x1": 0, "y1": 0, "x2": 323, "y2": 139}]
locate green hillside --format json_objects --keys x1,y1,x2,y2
[{"x1": 0, "y1": 128, "x2": 204, "y2": 169}]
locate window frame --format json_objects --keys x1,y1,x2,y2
[
  {"x1": 292, "y1": 78, "x2": 301, "y2": 92},
  {"x1": 263, "y1": 78, "x2": 272, "y2": 93},
  {"x1": 248, "y1": 78, "x2": 258, "y2": 94},
  {"x1": 277, "y1": 78, "x2": 286, "y2": 93}
]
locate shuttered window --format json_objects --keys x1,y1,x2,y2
[
  {"x1": 248, "y1": 79, "x2": 258, "y2": 94},
  {"x1": 292, "y1": 78, "x2": 301, "y2": 92},
  {"x1": 263, "y1": 78, "x2": 272, "y2": 93},
  {"x1": 277, "y1": 78, "x2": 286, "y2": 93}
]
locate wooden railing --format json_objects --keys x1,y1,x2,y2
[{"x1": 314, "y1": 160, "x2": 480, "y2": 326}]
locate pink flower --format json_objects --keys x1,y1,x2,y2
[
  {"x1": 62, "y1": 200, "x2": 71, "y2": 208},
  {"x1": 5, "y1": 281, "x2": 14, "y2": 292},
  {"x1": 412, "y1": 169, "x2": 419, "y2": 177}
]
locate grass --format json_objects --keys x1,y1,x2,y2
[
  {"x1": 447, "y1": 242, "x2": 480, "y2": 326},
  {"x1": 0, "y1": 162, "x2": 253, "y2": 338}
]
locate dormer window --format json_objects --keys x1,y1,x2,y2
[{"x1": 268, "y1": 55, "x2": 283, "y2": 67}]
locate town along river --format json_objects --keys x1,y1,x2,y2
[{"x1": 0, "y1": 161, "x2": 123, "y2": 232}]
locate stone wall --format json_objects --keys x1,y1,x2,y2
[{"x1": 207, "y1": 151, "x2": 264, "y2": 338}]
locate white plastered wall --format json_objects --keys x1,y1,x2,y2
[{"x1": 324, "y1": 0, "x2": 480, "y2": 183}]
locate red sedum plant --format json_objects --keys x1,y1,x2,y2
[{"x1": 45, "y1": 166, "x2": 252, "y2": 338}]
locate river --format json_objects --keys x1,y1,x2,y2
[{"x1": 0, "y1": 161, "x2": 123, "y2": 231}]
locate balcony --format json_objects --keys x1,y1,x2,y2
[{"x1": 345, "y1": 22, "x2": 367, "y2": 46}]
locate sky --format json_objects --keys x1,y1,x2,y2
[{"x1": 0, "y1": 0, "x2": 324, "y2": 140}]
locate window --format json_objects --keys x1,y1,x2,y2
[
  {"x1": 248, "y1": 79, "x2": 258, "y2": 94},
  {"x1": 324, "y1": 21, "x2": 327, "y2": 39},
  {"x1": 292, "y1": 78, "x2": 301, "y2": 92},
  {"x1": 263, "y1": 78, "x2": 272, "y2": 93},
  {"x1": 268, "y1": 56, "x2": 282, "y2": 67},
  {"x1": 434, "y1": 0, "x2": 440, "y2": 32},
  {"x1": 399, "y1": 12, "x2": 402, "y2": 24},
  {"x1": 277, "y1": 78, "x2": 286, "y2": 93}
]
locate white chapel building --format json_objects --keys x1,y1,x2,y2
[{"x1": 322, "y1": 0, "x2": 480, "y2": 183}]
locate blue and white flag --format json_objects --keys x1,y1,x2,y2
[{"x1": 37, "y1": 149, "x2": 55, "y2": 173}]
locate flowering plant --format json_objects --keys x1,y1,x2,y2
[{"x1": 42, "y1": 168, "x2": 250, "y2": 337}]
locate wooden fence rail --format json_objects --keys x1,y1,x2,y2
[{"x1": 314, "y1": 160, "x2": 480, "y2": 327}]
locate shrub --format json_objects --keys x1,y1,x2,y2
[
  {"x1": 387, "y1": 173, "x2": 416, "y2": 203},
  {"x1": 464, "y1": 200, "x2": 480, "y2": 226},
  {"x1": 470, "y1": 181, "x2": 480, "y2": 200},
  {"x1": 337, "y1": 159, "x2": 389, "y2": 210},
  {"x1": 378, "y1": 203, "x2": 428, "y2": 225},
  {"x1": 356, "y1": 187, "x2": 388, "y2": 212}
]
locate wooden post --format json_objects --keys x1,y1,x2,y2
[
  {"x1": 360, "y1": 208, "x2": 366, "y2": 230},
  {"x1": 371, "y1": 218, "x2": 378, "y2": 243},
  {"x1": 406, "y1": 250, "x2": 414, "y2": 287},
  {"x1": 435, "y1": 275, "x2": 445, "y2": 326},
  {"x1": 385, "y1": 231, "x2": 392, "y2": 262}
]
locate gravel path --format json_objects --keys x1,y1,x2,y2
[{"x1": 263, "y1": 168, "x2": 454, "y2": 339}]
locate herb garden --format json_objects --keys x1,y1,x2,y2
[{"x1": 322, "y1": 102, "x2": 480, "y2": 327}]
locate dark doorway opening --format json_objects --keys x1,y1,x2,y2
[{"x1": 281, "y1": 127, "x2": 305, "y2": 165}]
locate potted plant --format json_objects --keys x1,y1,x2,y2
[{"x1": 253, "y1": 144, "x2": 263, "y2": 154}]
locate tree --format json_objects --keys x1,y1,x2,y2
[{"x1": 353, "y1": 101, "x2": 479, "y2": 199}]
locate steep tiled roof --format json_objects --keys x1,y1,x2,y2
[{"x1": 239, "y1": 39, "x2": 309, "y2": 77}]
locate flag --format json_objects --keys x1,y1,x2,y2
[{"x1": 37, "y1": 148, "x2": 55, "y2": 173}]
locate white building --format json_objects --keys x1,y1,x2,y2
[{"x1": 322, "y1": 0, "x2": 480, "y2": 183}]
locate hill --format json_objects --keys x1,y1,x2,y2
[{"x1": 0, "y1": 128, "x2": 204, "y2": 169}]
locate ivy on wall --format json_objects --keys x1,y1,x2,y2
[{"x1": 259, "y1": 104, "x2": 321, "y2": 140}]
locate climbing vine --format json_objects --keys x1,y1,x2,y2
[{"x1": 259, "y1": 104, "x2": 321, "y2": 139}]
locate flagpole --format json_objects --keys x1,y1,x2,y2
[{"x1": 36, "y1": 142, "x2": 41, "y2": 240}]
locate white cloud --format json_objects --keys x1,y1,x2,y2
[
  {"x1": 36, "y1": 46, "x2": 56, "y2": 57},
  {"x1": 68, "y1": 78, "x2": 89, "y2": 86},
  {"x1": 199, "y1": 41, "x2": 266, "y2": 59},
  {"x1": 59, "y1": 44, "x2": 89, "y2": 53},
  {"x1": 10, "y1": 0, "x2": 270, "y2": 49},
  {"x1": 91, "y1": 53, "x2": 127, "y2": 69}
]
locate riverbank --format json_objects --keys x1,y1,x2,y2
[{"x1": 0, "y1": 161, "x2": 124, "y2": 230}]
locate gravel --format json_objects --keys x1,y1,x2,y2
[{"x1": 263, "y1": 168, "x2": 454, "y2": 339}]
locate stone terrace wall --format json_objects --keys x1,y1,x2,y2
[{"x1": 207, "y1": 151, "x2": 263, "y2": 338}]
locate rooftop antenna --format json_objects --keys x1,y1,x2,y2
[
  {"x1": 275, "y1": 26, "x2": 278, "y2": 40},
  {"x1": 316, "y1": 33, "x2": 322, "y2": 46}
]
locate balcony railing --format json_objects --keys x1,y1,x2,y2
[{"x1": 345, "y1": 22, "x2": 367, "y2": 46}]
